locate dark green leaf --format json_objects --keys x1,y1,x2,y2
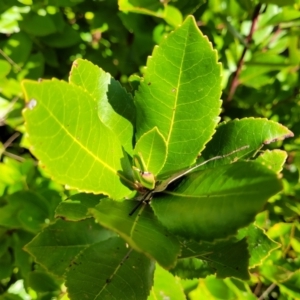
[
  {"x1": 151, "y1": 161, "x2": 282, "y2": 241},
  {"x1": 66, "y1": 237, "x2": 155, "y2": 300},
  {"x1": 55, "y1": 193, "x2": 103, "y2": 221},
  {"x1": 91, "y1": 199, "x2": 180, "y2": 269},
  {"x1": 24, "y1": 219, "x2": 115, "y2": 277}
]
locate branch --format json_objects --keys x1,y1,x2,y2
[{"x1": 227, "y1": 4, "x2": 262, "y2": 101}]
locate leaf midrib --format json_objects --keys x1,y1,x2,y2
[{"x1": 39, "y1": 99, "x2": 132, "y2": 185}]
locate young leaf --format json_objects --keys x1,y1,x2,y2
[
  {"x1": 133, "y1": 127, "x2": 167, "y2": 175},
  {"x1": 135, "y1": 16, "x2": 222, "y2": 175},
  {"x1": 66, "y1": 237, "x2": 155, "y2": 300},
  {"x1": 151, "y1": 161, "x2": 282, "y2": 241},
  {"x1": 148, "y1": 264, "x2": 186, "y2": 300},
  {"x1": 255, "y1": 149, "x2": 287, "y2": 173},
  {"x1": 91, "y1": 199, "x2": 180, "y2": 269},
  {"x1": 22, "y1": 80, "x2": 134, "y2": 199},
  {"x1": 24, "y1": 219, "x2": 115, "y2": 277},
  {"x1": 55, "y1": 193, "x2": 104, "y2": 221},
  {"x1": 69, "y1": 59, "x2": 135, "y2": 155},
  {"x1": 198, "y1": 118, "x2": 293, "y2": 168}
]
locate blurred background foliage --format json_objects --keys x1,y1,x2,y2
[{"x1": 0, "y1": 0, "x2": 299, "y2": 299}]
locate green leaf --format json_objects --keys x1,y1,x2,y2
[
  {"x1": 22, "y1": 79, "x2": 134, "y2": 199},
  {"x1": 0, "y1": 60, "x2": 11, "y2": 78},
  {"x1": 151, "y1": 161, "x2": 282, "y2": 241},
  {"x1": 55, "y1": 193, "x2": 104, "y2": 221},
  {"x1": 91, "y1": 199, "x2": 180, "y2": 269},
  {"x1": 255, "y1": 149, "x2": 287, "y2": 173},
  {"x1": 178, "y1": 238, "x2": 250, "y2": 280},
  {"x1": 148, "y1": 264, "x2": 186, "y2": 300},
  {"x1": 170, "y1": 258, "x2": 215, "y2": 279},
  {"x1": 24, "y1": 219, "x2": 115, "y2": 277},
  {"x1": 135, "y1": 16, "x2": 221, "y2": 175},
  {"x1": 69, "y1": 59, "x2": 135, "y2": 154},
  {"x1": 19, "y1": 13, "x2": 57, "y2": 37},
  {"x1": 40, "y1": 23, "x2": 80, "y2": 48},
  {"x1": 198, "y1": 118, "x2": 293, "y2": 168},
  {"x1": 133, "y1": 127, "x2": 167, "y2": 175},
  {"x1": 119, "y1": 0, "x2": 182, "y2": 27},
  {"x1": 66, "y1": 237, "x2": 155, "y2": 300},
  {"x1": 0, "y1": 191, "x2": 49, "y2": 232},
  {"x1": 237, "y1": 223, "x2": 280, "y2": 268}
]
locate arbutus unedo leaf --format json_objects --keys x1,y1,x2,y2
[
  {"x1": 22, "y1": 80, "x2": 134, "y2": 199},
  {"x1": 90, "y1": 199, "x2": 180, "y2": 269},
  {"x1": 151, "y1": 161, "x2": 282, "y2": 242},
  {"x1": 66, "y1": 237, "x2": 155, "y2": 300},
  {"x1": 135, "y1": 15, "x2": 222, "y2": 176}
]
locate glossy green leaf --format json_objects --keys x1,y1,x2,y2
[
  {"x1": 133, "y1": 127, "x2": 167, "y2": 175},
  {"x1": 69, "y1": 59, "x2": 135, "y2": 154},
  {"x1": 255, "y1": 149, "x2": 287, "y2": 173},
  {"x1": 198, "y1": 118, "x2": 293, "y2": 168},
  {"x1": 24, "y1": 219, "x2": 115, "y2": 277},
  {"x1": 55, "y1": 193, "x2": 104, "y2": 221},
  {"x1": 91, "y1": 199, "x2": 180, "y2": 269},
  {"x1": 135, "y1": 16, "x2": 221, "y2": 175},
  {"x1": 151, "y1": 161, "x2": 282, "y2": 241},
  {"x1": 148, "y1": 264, "x2": 186, "y2": 300},
  {"x1": 237, "y1": 224, "x2": 279, "y2": 268},
  {"x1": 66, "y1": 237, "x2": 155, "y2": 300},
  {"x1": 22, "y1": 80, "x2": 134, "y2": 199}
]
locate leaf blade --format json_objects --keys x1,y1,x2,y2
[
  {"x1": 151, "y1": 161, "x2": 282, "y2": 241},
  {"x1": 91, "y1": 199, "x2": 180, "y2": 269},
  {"x1": 22, "y1": 80, "x2": 133, "y2": 199},
  {"x1": 135, "y1": 16, "x2": 222, "y2": 175}
]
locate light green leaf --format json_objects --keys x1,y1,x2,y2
[
  {"x1": 0, "y1": 60, "x2": 11, "y2": 78},
  {"x1": 22, "y1": 79, "x2": 134, "y2": 199},
  {"x1": 255, "y1": 149, "x2": 287, "y2": 173},
  {"x1": 135, "y1": 16, "x2": 221, "y2": 175},
  {"x1": 69, "y1": 59, "x2": 135, "y2": 154},
  {"x1": 198, "y1": 118, "x2": 293, "y2": 168},
  {"x1": 24, "y1": 219, "x2": 115, "y2": 277},
  {"x1": 151, "y1": 161, "x2": 282, "y2": 241},
  {"x1": 91, "y1": 199, "x2": 180, "y2": 269},
  {"x1": 148, "y1": 264, "x2": 186, "y2": 300},
  {"x1": 66, "y1": 237, "x2": 155, "y2": 300},
  {"x1": 119, "y1": 0, "x2": 182, "y2": 27},
  {"x1": 237, "y1": 223, "x2": 280, "y2": 268},
  {"x1": 134, "y1": 127, "x2": 167, "y2": 175},
  {"x1": 55, "y1": 193, "x2": 104, "y2": 221}
]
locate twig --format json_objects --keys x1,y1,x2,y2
[
  {"x1": 258, "y1": 283, "x2": 277, "y2": 300},
  {"x1": 0, "y1": 48, "x2": 22, "y2": 72},
  {"x1": 3, "y1": 132, "x2": 20, "y2": 149},
  {"x1": 227, "y1": 4, "x2": 262, "y2": 101}
]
